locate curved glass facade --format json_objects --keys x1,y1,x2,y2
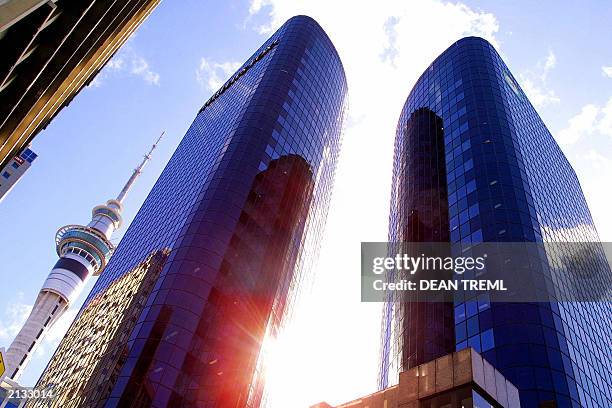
[
  {"x1": 380, "y1": 37, "x2": 611, "y2": 408},
  {"x1": 384, "y1": 107, "x2": 455, "y2": 372},
  {"x1": 43, "y1": 15, "x2": 347, "y2": 407}
]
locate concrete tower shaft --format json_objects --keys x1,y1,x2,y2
[{"x1": 2, "y1": 133, "x2": 163, "y2": 381}]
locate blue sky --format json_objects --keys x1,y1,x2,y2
[{"x1": 0, "y1": 0, "x2": 610, "y2": 406}]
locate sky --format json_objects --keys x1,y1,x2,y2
[{"x1": 0, "y1": 0, "x2": 611, "y2": 406}]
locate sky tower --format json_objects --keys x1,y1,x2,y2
[{"x1": 2, "y1": 132, "x2": 163, "y2": 381}]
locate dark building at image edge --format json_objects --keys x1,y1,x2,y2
[
  {"x1": 0, "y1": 0, "x2": 160, "y2": 171},
  {"x1": 32, "y1": 15, "x2": 347, "y2": 408},
  {"x1": 379, "y1": 37, "x2": 612, "y2": 408}
]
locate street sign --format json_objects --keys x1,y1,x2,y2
[{"x1": 0, "y1": 347, "x2": 5, "y2": 379}]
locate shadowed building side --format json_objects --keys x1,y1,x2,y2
[
  {"x1": 119, "y1": 155, "x2": 314, "y2": 407},
  {"x1": 380, "y1": 107, "x2": 455, "y2": 387},
  {"x1": 0, "y1": 0, "x2": 161, "y2": 171},
  {"x1": 35, "y1": 15, "x2": 347, "y2": 408}
]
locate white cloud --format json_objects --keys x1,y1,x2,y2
[
  {"x1": 195, "y1": 58, "x2": 241, "y2": 91},
  {"x1": 542, "y1": 50, "x2": 556, "y2": 77},
  {"x1": 0, "y1": 291, "x2": 77, "y2": 351},
  {"x1": 0, "y1": 293, "x2": 78, "y2": 380},
  {"x1": 557, "y1": 97, "x2": 612, "y2": 145},
  {"x1": 106, "y1": 57, "x2": 125, "y2": 71},
  {"x1": 519, "y1": 50, "x2": 560, "y2": 108},
  {"x1": 602, "y1": 66, "x2": 612, "y2": 78},
  {"x1": 555, "y1": 97, "x2": 612, "y2": 243},
  {"x1": 249, "y1": 0, "x2": 499, "y2": 136},
  {"x1": 0, "y1": 293, "x2": 32, "y2": 341},
  {"x1": 130, "y1": 56, "x2": 160, "y2": 85},
  {"x1": 88, "y1": 49, "x2": 160, "y2": 87},
  {"x1": 572, "y1": 149, "x2": 612, "y2": 242},
  {"x1": 520, "y1": 77, "x2": 560, "y2": 108},
  {"x1": 88, "y1": 76, "x2": 103, "y2": 88},
  {"x1": 557, "y1": 104, "x2": 599, "y2": 145},
  {"x1": 246, "y1": 1, "x2": 500, "y2": 406},
  {"x1": 597, "y1": 97, "x2": 612, "y2": 137},
  {"x1": 583, "y1": 148, "x2": 612, "y2": 170}
]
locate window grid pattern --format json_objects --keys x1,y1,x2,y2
[
  {"x1": 31, "y1": 250, "x2": 169, "y2": 408},
  {"x1": 380, "y1": 37, "x2": 611, "y2": 408},
  {"x1": 66, "y1": 16, "x2": 347, "y2": 408}
]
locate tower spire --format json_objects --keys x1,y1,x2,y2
[
  {"x1": 2, "y1": 132, "x2": 163, "y2": 381},
  {"x1": 116, "y1": 131, "x2": 164, "y2": 204}
]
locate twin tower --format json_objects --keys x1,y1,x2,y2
[{"x1": 9, "y1": 15, "x2": 610, "y2": 408}]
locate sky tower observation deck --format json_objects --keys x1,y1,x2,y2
[{"x1": 1, "y1": 133, "x2": 163, "y2": 381}]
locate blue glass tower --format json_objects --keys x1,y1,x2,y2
[
  {"x1": 379, "y1": 37, "x2": 612, "y2": 408},
  {"x1": 35, "y1": 15, "x2": 347, "y2": 408}
]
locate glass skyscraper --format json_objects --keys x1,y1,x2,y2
[
  {"x1": 379, "y1": 37, "x2": 611, "y2": 407},
  {"x1": 34, "y1": 15, "x2": 347, "y2": 407}
]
